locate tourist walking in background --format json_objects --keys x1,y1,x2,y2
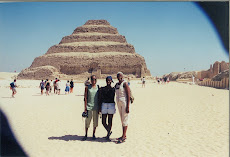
[
  {"x1": 50, "y1": 80, "x2": 53, "y2": 93},
  {"x1": 40, "y1": 80, "x2": 45, "y2": 95},
  {"x1": 53, "y1": 78, "x2": 58, "y2": 94},
  {"x1": 127, "y1": 77, "x2": 130, "y2": 86},
  {"x1": 70, "y1": 79, "x2": 74, "y2": 93},
  {"x1": 142, "y1": 77, "x2": 145, "y2": 88},
  {"x1": 82, "y1": 75, "x2": 99, "y2": 141},
  {"x1": 99, "y1": 76, "x2": 115, "y2": 140},
  {"x1": 167, "y1": 77, "x2": 170, "y2": 84},
  {"x1": 162, "y1": 78, "x2": 165, "y2": 84},
  {"x1": 84, "y1": 77, "x2": 90, "y2": 87},
  {"x1": 115, "y1": 72, "x2": 130, "y2": 144},
  {"x1": 56, "y1": 79, "x2": 61, "y2": 95},
  {"x1": 45, "y1": 79, "x2": 50, "y2": 96},
  {"x1": 10, "y1": 79, "x2": 17, "y2": 98},
  {"x1": 65, "y1": 80, "x2": 70, "y2": 94},
  {"x1": 157, "y1": 78, "x2": 160, "y2": 84},
  {"x1": 164, "y1": 77, "x2": 167, "y2": 84}
]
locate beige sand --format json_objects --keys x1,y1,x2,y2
[
  {"x1": 0, "y1": 72, "x2": 18, "y2": 80},
  {"x1": 0, "y1": 73, "x2": 228, "y2": 157}
]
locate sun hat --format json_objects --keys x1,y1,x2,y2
[{"x1": 106, "y1": 76, "x2": 114, "y2": 83}]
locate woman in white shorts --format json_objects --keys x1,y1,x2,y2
[{"x1": 99, "y1": 76, "x2": 115, "y2": 140}]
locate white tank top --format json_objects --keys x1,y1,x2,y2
[{"x1": 115, "y1": 81, "x2": 127, "y2": 102}]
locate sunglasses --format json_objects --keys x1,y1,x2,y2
[{"x1": 91, "y1": 78, "x2": 97, "y2": 80}]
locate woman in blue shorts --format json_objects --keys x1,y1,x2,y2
[
  {"x1": 65, "y1": 80, "x2": 70, "y2": 94},
  {"x1": 99, "y1": 76, "x2": 115, "y2": 140}
]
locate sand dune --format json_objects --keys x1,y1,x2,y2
[
  {"x1": 0, "y1": 77, "x2": 228, "y2": 157},
  {"x1": 0, "y1": 72, "x2": 18, "y2": 80}
]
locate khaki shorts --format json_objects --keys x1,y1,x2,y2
[
  {"x1": 117, "y1": 100, "x2": 129, "y2": 126},
  {"x1": 85, "y1": 110, "x2": 98, "y2": 128}
]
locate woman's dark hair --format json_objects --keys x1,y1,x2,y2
[{"x1": 91, "y1": 75, "x2": 96, "y2": 80}]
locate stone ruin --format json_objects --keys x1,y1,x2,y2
[
  {"x1": 18, "y1": 20, "x2": 151, "y2": 80},
  {"x1": 162, "y1": 61, "x2": 229, "y2": 82},
  {"x1": 197, "y1": 61, "x2": 229, "y2": 80}
]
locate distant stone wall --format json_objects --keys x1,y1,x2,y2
[
  {"x1": 197, "y1": 70, "x2": 211, "y2": 79},
  {"x1": 220, "y1": 61, "x2": 229, "y2": 72},
  {"x1": 213, "y1": 61, "x2": 220, "y2": 76},
  {"x1": 197, "y1": 61, "x2": 229, "y2": 79},
  {"x1": 198, "y1": 78, "x2": 229, "y2": 89}
]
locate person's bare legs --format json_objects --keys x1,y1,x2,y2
[
  {"x1": 12, "y1": 90, "x2": 15, "y2": 98},
  {"x1": 102, "y1": 114, "x2": 113, "y2": 139},
  {"x1": 102, "y1": 114, "x2": 108, "y2": 132},
  {"x1": 107, "y1": 114, "x2": 113, "y2": 138},
  {"x1": 82, "y1": 128, "x2": 88, "y2": 141},
  {"x1": 122, "y1": 126, "x2": 127, "y2": 139},
  {"x1": 92, "y1": 127, "x2": 96, "y2": 140}
]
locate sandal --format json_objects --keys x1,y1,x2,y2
[
  {"x1": 81, "y1": 136, "x2": 87, "y2": 141},
  {"x1": 92, "y1": 135, "x2": 96, "y2": 140},
  {"x1": 103, "y1": 131, "x2": 112, "y2": 139},
  {"x1": 116, "y1": 138, "x2": 126, "y2": 144},
  {"x1": 107, "y1": 131, "x2": 112, "y2": 138},
  {"x1": 116, "y1": 136, "x2": 126, "y2": 140}
]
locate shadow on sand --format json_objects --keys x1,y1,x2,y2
[{"x1": 48, "y1": 135, "x2": 115, "y2": 143}]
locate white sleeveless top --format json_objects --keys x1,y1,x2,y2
[{"x1": 115, "y1": 81, "x2": 127, "y2": 102}]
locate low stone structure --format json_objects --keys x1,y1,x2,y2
[
  {"x1": 198, "y1": 77, "x2": 229, "y2": 89},
  {"x1": 18, "y1": 20, "x2": 151, "y2": 79}
]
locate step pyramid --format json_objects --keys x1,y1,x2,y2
[{"x1": 18, "y1": 20, "x2": 151, "y2": 79}]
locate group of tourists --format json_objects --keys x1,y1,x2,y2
[
  {"x1": 9, "y1": 72, "x2": 131, "y2": 144},
  {"x1": 156, "y1": 76, "x2": 169, "y2": 84},
  {"x1": 82, "y1": 72, "x2": 131, "y2": 144},
  {"x1": 39, "y1": 78, "x2": 74, "y2": 95}
]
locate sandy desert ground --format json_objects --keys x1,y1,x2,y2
[{"x1": 0, "y1": 72, "x2": 229, "y2": 157}]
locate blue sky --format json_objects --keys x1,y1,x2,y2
[{"x1": 0, "y1": 2, "x2": 228, "y2": 76}]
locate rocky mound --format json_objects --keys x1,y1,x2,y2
[
  {"x1": 163, "y1": 71, "x2": 197, "y2": 81},
  {"x1": 212, "y1": 69, "x2": 229, "y2": 81},
  {"x1": 18, "y1": 20, "x2": 151, "y2": 79}
]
